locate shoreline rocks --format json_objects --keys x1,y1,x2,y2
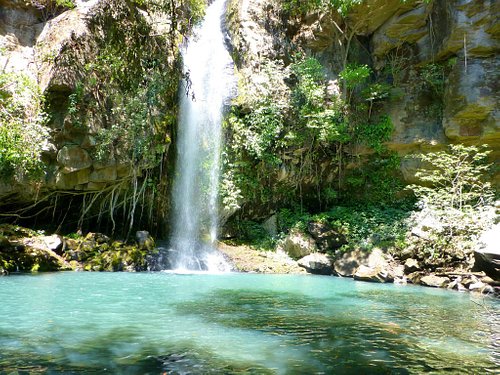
[{"x1": 0, "y1": 224, "x2": 498, "y2": 297}]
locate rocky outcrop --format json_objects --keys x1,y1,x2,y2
[
  {"x1": 474, "y1": 222, "x2": 500, "y2": 279},
  {"x1": 369, "y1": 0, "x2": 500, "y2": 185},
  {"x1": 218, "y1": 242, "x2": 305, "y2": 274},
  {"x1": 0, "y1": 224, "x2": 158, "y2": 273}
]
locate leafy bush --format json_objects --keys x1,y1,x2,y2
[
  {"x1": 0, "y1": 72, "x2": 48, "y2": 182},
  {"x1": 223, "y1": 53, "x2": 399, "y2": 211},
  {"x1": 339, "y1": 63, "x2": 371, "y2": 103},
  {"x1": 275, "y1": 205, "x2": 410, "y2": 252},
  {"x1": 282, "y1": 0, "x2": 363, "y2": 17},
  {"x1": 407, "y1": 144, "x2": 495, "y2": 240},
  {"x1": 409, "y1": 144, "x2": 494, "y2": 211}
]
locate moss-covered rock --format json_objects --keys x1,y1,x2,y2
[{"x1": 0, "y1": 225, "x2": 158, "y2": 273}]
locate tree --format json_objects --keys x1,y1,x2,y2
[{"x1": 408, "y1": 144, "x2": 495, "y2": 238}]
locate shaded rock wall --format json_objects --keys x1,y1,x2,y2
[{"x1": 1, "y1": 0, "x2": 179, "y2": 233}]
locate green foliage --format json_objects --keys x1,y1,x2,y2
[
  {"x1": 419, "y1": 63, "x2": 446, "y2": 96},
  {"x1": 30, "y1": 0, "x2": 75, "y2": 21},
  {"x1": 408, "y1": 144, "x2": 494, "y2": 211},
  {"x1": 228, "y1": 104, "x2": 284, "y2": 166},
  {"x1": 0, "y1": 72, "x2": 48, "y2": 182},
  {"x1": 339, "y1": 64, "x2": 371, "y2": 104},
  {"x1": 416, "y1": 59, "x2": 456, "y2": 118},
  {"x1": 63, "y1": 2, "x2": 184, "y2": 170},
  {"x1": 344, "y1": 152, "x2": 404, "y2": 206},
  {"x1": 324, "y1": 206, "x2": 410, "y2": 251},
  {"x1": 356, "y1": 115, "x2": 394, "y2": 153},
  {"x1": 282, "y1": 0, "x2": 363, "y2": 17},
  {"x1": 275, "y1": 205, "x2": 410, "y2": 252},
  {"x1": 135, "y1": 0, "x2": 206, "y2": 36},
  {"x1": 233, "y1": 220, "x2": 277, "y2": 250},
  {"x1": 407, "y1": 144, "x2": 495, "y2": 243},
  {"x1": 223, "y1": 53, "x2": 399, "y2": 212},
  {"x1": 339, "y1": 64, "x2": 371, "y2": 89},
  {"x1": 291, "y1": 56, "x2": 349, "y2": 144}
]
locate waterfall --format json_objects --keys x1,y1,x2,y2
[{"x1": 169, "y1": 0, "x2": 234, "y2": 271}]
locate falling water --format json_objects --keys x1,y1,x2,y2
[{"x1": 170, "y1": 0, "x2": 234, "y2": 271}]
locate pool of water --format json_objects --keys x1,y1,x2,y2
[{"x1": 0, "y1": 272, "x2": 498, "y2": 374}]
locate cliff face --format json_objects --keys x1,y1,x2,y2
[
  {"x1": 0, "y1": 0, "x2": 497, "y2": 232},
  {"x1": 224, "y1": 0, "x2": 499, "y2": 213},
  {"x1": 0, "y1": 0, "x2": 183, "y2": 232}
]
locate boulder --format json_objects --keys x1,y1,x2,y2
[
  {"x1": 353, "y1": 265, "x2": 394, "y2": 283},
  {"x1": 21, "y1": 235, "x2": 63, "y2": 253},
  {"x1": 420, "y1": 275, "x2": 449, "y2": 288},
  {"x1": 407, "y1": 271, "x2": 424, "y2": 284},
  {"x1": 84, "y1": 232, "x2": 110, "y2": 245},
  {"x1": 333, "y1": 249, "x2": 368, "y2": 276},
  {"x1": 297, "y1": 253, "x2": 334, "y2": 275},
  {"x1": 89, "y1": 166, "x2": 117, "y2": 183},
  {"x1": 281, "y1": 230, "x2": 317, "y2": 260},
  {"x1": 404, "y1": 258, "x2": 420, "y2": 273},
  {"x1": 468, "y1": 281, "x2": 486, "y2": 292},
  {"x1": 18, "y1": 236, "x2": 71, "y2": 272},
  {"x1": 40, "y1": 234, "x2": 64, "y2": 255},
  {"x1": 447, "y1": 276, "x2": 462, "y2": 290},
  {"x1": 262, "y1": 215, "x2": 277, "y2": 237},
  {"x1": 307, "y1": 221, "x2": 347, "y2": 251},
  {"x1": 474, "y1": 223, "x2": 500, "y2": 280},
  {"x1": 57, "y1": 145, "x2": 93, "y2": 173},
  {"x1": 55, "y1": 169, "x2": 91, "y2": 189},
  {"x1": 136, "y1": 231, "x2": 155, "y2": 251}
]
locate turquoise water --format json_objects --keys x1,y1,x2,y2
[{"x1": 0, "y1": 273, "x2": 498, "y2": 374}]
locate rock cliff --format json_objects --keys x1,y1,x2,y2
[
  {"x1": 224, "y1": 0, "x2": 499, "y2": 208},
  {"x1": 0, "y1": 0, "x2": 188, "y2": 233}
]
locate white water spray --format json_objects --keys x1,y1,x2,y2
[{"x1": 170, "y1": 0, "x2": 234, "y2": 271}]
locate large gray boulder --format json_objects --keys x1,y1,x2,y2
[
  {"x1": 280, "y1": 230, "x2": 317, "y2": 260},
  {"x1": 474, "y1": 223, "x2": 500, "y2": 280},
  {"x1": 354, "y1": 265, "x2": 394, "y2": 283},
  {"x1": 420, "y1": 275, "x2": 449, "y2": 288},
  {"x1": 298, "y1": 253, "x2": 334, "y2": 275}
]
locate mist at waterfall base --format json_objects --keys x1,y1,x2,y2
[{"x1": 168, "y1": 0, "x2": 235, "y2": 272}]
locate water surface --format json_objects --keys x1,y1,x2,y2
[{"x1": 0, "y1": 272, "x2": 498, "y2": 374}]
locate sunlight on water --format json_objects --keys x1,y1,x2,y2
[{"x1": 0, "y1": 273, "x2": 498, "y2": 374}]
